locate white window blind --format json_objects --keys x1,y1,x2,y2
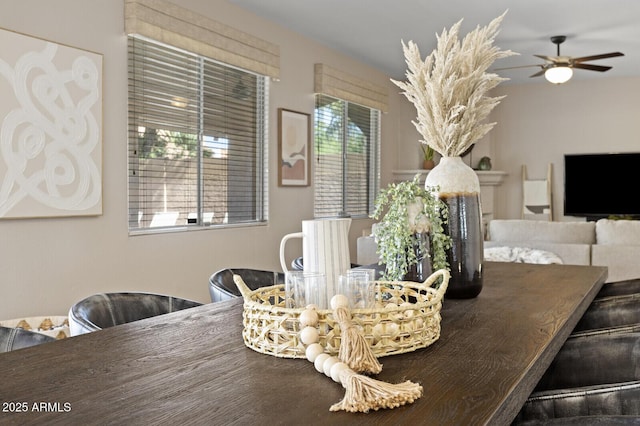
[
  {"x1": 128, "y1": 36, "x2": 268, "y2": 231},
  {"x1": 314, "y1": 94, "x2": 380, "y2": 218}
]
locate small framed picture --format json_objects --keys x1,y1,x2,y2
[{"x1": 278, "y1": 108, "x2": 311, "y2": 187}]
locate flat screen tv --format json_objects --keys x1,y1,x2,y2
[{"x1": 564, "y1": 152, "x2": 640, "y2": 219}]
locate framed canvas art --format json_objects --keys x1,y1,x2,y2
[
  {"x1": 278, "y1": 108, "x2": 310, "y2": 187},
  {"x1": 0, "y1": 28, "x2": 103, "y2": 218}
]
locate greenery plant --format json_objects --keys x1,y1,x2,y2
[
  {"x1": 420, "y1": 144, "x2": 434, "y2": 162},
  {"x1": 371, "y1": 174, "x2": 451, "y2": 281}
]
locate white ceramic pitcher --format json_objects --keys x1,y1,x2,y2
[{"x1": 279, "y1": 218, "x2": 351, "y2": 309}]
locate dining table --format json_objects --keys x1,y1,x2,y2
[{"x1": 0, "y1": 262, "x2": 607, "y2": 425}]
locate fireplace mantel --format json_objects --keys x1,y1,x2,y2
[
  {"x1": 392, "y1": 169, "x2": 507, "y2": 186},
  {"x1": 392, "y1": 169, "x2": 507, "y2": 224}
]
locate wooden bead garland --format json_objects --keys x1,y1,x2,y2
[{"x1": 298, "y1": 294, "x2": 423, "y2": 413}]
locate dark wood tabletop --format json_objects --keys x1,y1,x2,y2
[{"x1": 0, "y1": 262, "x2": 607, "y2": 426}]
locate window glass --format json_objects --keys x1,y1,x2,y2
[
  {"x1": 128, "y1": 36, "x2": 268, "y2": 232},
  {"x1": 314, "y1": 95, "x2": 380, "y2": 218}
]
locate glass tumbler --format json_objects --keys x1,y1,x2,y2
[
  {"x1": 285, "y1": 271, "x2": 326, "y2": 309},
  {"x1": 338, "y1": 269, "x2": 376, "y2": 309}
]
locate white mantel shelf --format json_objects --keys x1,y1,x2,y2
[
  {"x1": 392, "y1": 169, "x2": 507, "y2": 186},
  {"x1": 392, "y1": 169, "x2": 508, "y2": 225}
]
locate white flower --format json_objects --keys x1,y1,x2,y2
[{"x1": 407, "y1": 199, "x2": 431, "y2": 234}]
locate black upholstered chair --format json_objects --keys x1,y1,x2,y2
[
  {"x1": 291, "y1": 256, "x2": 304, "y2": 271},
  {"x1": 291, "y1": 257, "x2": 360, "y2": 271},
  {"x1": 514, "y1": 331, "x2": 640, "y2": 424},
  {"x1": 0, "y1": 326, "x2": 55, "y2": 352},
  {"x1": 596, "y1": 278, "x2": 640, "y2": 299},
  {"x1": 209, "y1": 268, "x2": 284, "y2": 302},
  {"x1": 68, "y1": 292, "x2": 202, "y2": 336},
  {"x1": 572, "y1": 293, "x2": 640, "y2": 334},
  {"x1": 515, "y1": 416, "x2": 640, "y2": 425}
]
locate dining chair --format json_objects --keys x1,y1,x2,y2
[
  {"x1": 571, "y1": 293, "x2": 640, "y2": 335},
  {"x1": 514, "y1": 330, "x2": 640, "y2": 424},
  {"x1": 68, "y1": 292, "x2": 203, "y2": 336},
  {"x1": 0, "y1": 326, "x2": 55, "y2": 352},
  {"x1": 209, "y1": 268, "x2": 284, "y2": 302},
  {"x1": 290, "y1": 257, "x2": 360, "y2": 271},
  {"x1": 596, "y1": 278, "x2": 640, "y2": 299}
]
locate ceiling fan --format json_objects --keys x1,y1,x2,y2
[{"x1": 499, "y1": 35, "x2": 624, "y2": 84}]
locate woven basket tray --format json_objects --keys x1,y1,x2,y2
[{"x1": 235, "y1": 269, "x2": 449, "y2": 359}]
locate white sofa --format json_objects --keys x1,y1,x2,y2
[
  {"x1": 485, "y1": 220, "x2": 594, "y2": 266},
  {"x1": 357, "y1": 219, "x2": 640, "y2": 283},
  {"x1": 486, "y1": 219, "x2": 640, "y2": 283}
]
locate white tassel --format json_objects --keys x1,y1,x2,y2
[
  {"x1": 333, "y1": 306, "x2": 382, "y2": 375},
  {"x1": 297, "y1": 295, "x2": 423, "y2": 413},
  {"x1": 330, "y1": 368, "x2": 423, "y2": 413}
]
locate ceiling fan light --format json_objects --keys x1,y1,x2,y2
[{"x1": 544, "y1": 66, "x2": 573, "y2": 84}]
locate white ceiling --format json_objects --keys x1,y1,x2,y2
[{"x1": 230, "y1": 0, "x2": 640, "y2": 85}]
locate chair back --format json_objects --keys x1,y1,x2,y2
[
  {"x1": 0, "y1": 326, "x2": 55, "y2": 352},
  {"x1": 69, "y1": 292, "x2": 202, "y2": 336},
  {"x1": 514, "y1": 331, "x2": 640, "y2": 423},
  {"x1": 209, "y1": 269, "x2": 284, "y2": 303},
  {"x1": 573, "y1": 294, "x2": 640, "y2": 334}
]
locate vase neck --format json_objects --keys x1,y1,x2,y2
[
  {"x1": 439, "y1": 156, "x2": 464, "y2": 165},
  {"x1": 425, "y1": 155, "x2": 480, "y2": 194}
]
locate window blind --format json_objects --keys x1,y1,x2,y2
[
  {"x1": 125, "y1": 0, "x2": 280, "y2": 79},
  {"x1": 314, "y1": 95, "x2": 380, "y2": 218},
  {"x1": 128, "y1": 36, "x2": 268, "y2": 231}
]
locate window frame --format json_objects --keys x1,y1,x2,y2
[
  {"x1": 313, "y1": 94, "x2": 381, "y2": 219},
  {"x1": 127, "y1": 35, "x2": 269, "y2": 235}
]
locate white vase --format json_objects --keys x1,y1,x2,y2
[{"x1": 425, "y1": 156, "x2": 483, "y2": 298}]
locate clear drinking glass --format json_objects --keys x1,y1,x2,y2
[
  {"x1": 303, "y1": 273, "x2": 327, "y2": 309},
  {"x1": 338, "y1": 269, "x2": 376, "y2": 309},
  {"x1": 285, "y1": 271, "x2": 326, "y2": 309},
  {"x1": 348, "y1": 268, "x2": 376, "y2": 282},
  {"x1": 284, "y1": 271, "x2": 302, "y2": 308}
]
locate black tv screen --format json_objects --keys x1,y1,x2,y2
[{"x1": 564, "y1": 152, "x2": 640, "y2": 219}]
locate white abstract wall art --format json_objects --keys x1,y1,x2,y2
[{"x1": 0, "y1": 28, "x2": 102, "y2": 218}]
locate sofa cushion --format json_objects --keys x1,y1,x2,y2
[
  {"x1": 592, "y1": 244, "x2": 640, "y2": 283},
  {"x1": 488, "y1": 220, "x2": 596, "y2": 245},
  {"x1": 596, "y1": 219, "x2": 640, "y2": 246}
]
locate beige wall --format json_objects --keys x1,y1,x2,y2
[
  {"x1": 0, "y1": 0, "x2": 405, "y2": 318},
  {"x1": 2, "y1": 1, "x2": 639, "y2": 319},
  {"x1": 490, "y1": 77, "x2": 640, "y2": 220},
  {"x1": 395, "y1": 75, "x2": 640, "y2": 221}
]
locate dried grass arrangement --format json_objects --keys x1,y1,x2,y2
[{"x1": 391, "y1": 11, "x2": 517, "y2": 157}]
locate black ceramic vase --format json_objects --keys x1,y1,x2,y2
[{"x1": 425, "y1": 156, "x2": 483, "y2": 298}]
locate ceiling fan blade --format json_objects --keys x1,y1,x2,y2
[
  {"x1": 529, "y1": 69, "x2": 546, "y2": 78},
  {"x1": 572, "y1": 52, "x2": 624, "y2": 63},
  {"x1": 572, "y1": 63, "x2": 613, "y2": 72},
  {"x1": 494, "y1": 64, "x2": 543, "y2": 71},
  {"x1": 534, "y1": 54, "x2": 559, "y2": 62}
]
